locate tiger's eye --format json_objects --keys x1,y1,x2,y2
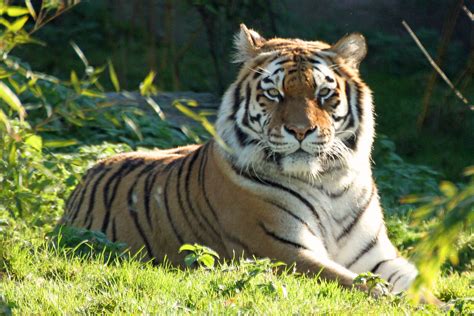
[
  {"x1": 267, "y1": 88, "x2": 280, "y2": 97},
  {"x1": 319, "y1": 87, "x2": 331, "y2": 97}
]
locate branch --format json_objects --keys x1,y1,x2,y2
[{"x1": 402, "y1": 20, "x2": 471, "y2": 107}]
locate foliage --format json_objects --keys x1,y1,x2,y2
[
  {"x1": 373, "y1": 134, "x2": 440, "y2": 213},
  {"x1": 179, "y1": 243, "x2": 220, "y2": 269},
  {"x1": 405, "y1": 168, "x2": 474, "y2": 303},
  {"x1": 47, "y1": 225, "x2": 129, "y2": 262}
]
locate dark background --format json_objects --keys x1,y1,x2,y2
[{"x1": 16, "y1": 0, "x2": 474, "y2": 179}]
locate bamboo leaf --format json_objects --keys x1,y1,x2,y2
[
  {"x1": 25, "y1": 134, "x2": 42, "y2": 151},
  {"x1": 25, "y1": 0, "x2": 36, "y2": 20},
  {"x1": 80, "y1": 89, "x2": 105, "y2": 98},
  {"x1": 122, "y1": 115, "x2": 143, "y2": 141},
  {"x1": 70, "y1": 41, "x2": 89, "y2": 68},
  {"x1": 145, "y1": 96, "x2": 165, "y2": 120},
  {"x1": 0, "y1": 108, "x2": 11, "y2": 133},
  {"x1": 139, "y1": 71, "x2": 157, "y2": 96},
  {"x1": 6, "y1": 6, "x2": 30, "y2": 17},
  {"x1": 70, "y1": 70, "x2": 80, "y2": 93},
  {"x1": 107, "y1": 59, "x2": 120, "y2": 92},
  {"x1": 43, "y1": 139, "x2": 79, "y2": 148},
  {"x1": 0, "y1": 81, "x2": 26, "y2": 120},
  {"x1": 439, "y1": 181, "x2": 457, "y2": 198},
  {"x1": 174, "y1": 102, "x2": 202, "y2": 122},
  {"x1": 10, "y1": 16, "x2": 28, "y2": 32}
]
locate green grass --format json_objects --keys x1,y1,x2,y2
[{"x1": 1, "y1": 226, "x2": 472, "y2": 315}]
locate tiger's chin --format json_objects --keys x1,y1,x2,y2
[{"x1": 278, "y1": 150, "x2": 325, "y2": 177}]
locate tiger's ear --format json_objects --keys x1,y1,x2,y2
[
  {"x1": 233, "y1": 24, "x2": 266, "y2": 63},
  {"x1": 331, "y1": 33, "x2": 367, "y2": 69}
]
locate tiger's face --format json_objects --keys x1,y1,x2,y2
[{"x1": 216, "y1": 25, "x2": 373, "y2": 178}]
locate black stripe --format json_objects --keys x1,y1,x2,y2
[
  {"x1": 242, "y1": 83, "x2": 252, "y2": 128},
  {"x1": 128, "y1": 186, "x2": 156, "y2": 260},
  {"x1": 262, "y1": 77, "x2": 274, "y2": 84},
  {"x1": 163, "y1": 159, "x2": 184, "y2": 245},
  {"x1": 336, "y1": 184, "x2": 375, "y2": 240},
  {"x1": 267, "y1": 201, "x2": 318, "y2": 237},
  {"x1": 200, "y1": 143, "x2": 220, "y2": 223},
  {"x1": 143, "y1": 162, "x2": 162, "y2": 229},
  {"x1": 100, "y1": 159, "x2": 144, "y2": 232},
  {"x1": 237, "y1": 169, "x2": 321, "y2": 221},
  {"x1": 200, "y1": 143, "x2": 253, "y2": 255},
  {"x1": 81, "y1": 167, "x2": 111, "y2": 228},
  {"x1": 235, "y1": 168, "x2": 328, "y2": 249},
  {"x1": 259, "y1": 222, "x2": 308, "y2": 250},
  {"x1": 276, "y1": 58, "x2": 292, "y2": 65},
  {"x1": 111, "y1": 217, "x2": 117, "y2": 241},
  {"x1": 318, "y1": 181, "x2": 352, "y2": 199},
  {"x1": 234, "y1": 124, "x2": 258, "y2": 146},
  {"x1": 122, "y1": 161, "x2": 160, "y2": 231},
  {"x1": 66, "y1": 183, "x2": 81, "y2": 212},
  {"x1": 347, "y1": 224, "x2": 382, "y2": 269},
  {"x1": 308, "y1": 57, "x2": 321, "y2": 64},
  {"x1": 387, "y1": 269, "x2": 401, "y2": 283},
  {"x1": 391, "y1": 273, "x2": 405, "y2": 287},
  {"x1": 345, "y1": 82, "x2": 355, "y2": 129},
  {"x1": 176, "y1": 153, "x2": 203, "y2": 241},
  {"x1": 229, "y1": 74, "x2": 249, "y2": 121},
  {"x1": 271, "y1": 67, "x2": 284, "y2": 76},
  {"x1": 68, "y1": 167, "x2": 103, "y2": 224},
  {"x1": 370, "y1": 258, "x2": 396, "y2": 273},
  {"x1": 325, "y1": 76, "x2": 334, "y2": 83},
  {"x1": 185, "y1": 147, "x2": 221, "y2": 240}
]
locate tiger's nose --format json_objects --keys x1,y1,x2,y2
[{"x1": 284, "y1": 125, "x2": 317, "y2": 141}]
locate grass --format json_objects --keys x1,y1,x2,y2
[{"x1": 1, "y1": 226, "x2": 472, "y2": 315}]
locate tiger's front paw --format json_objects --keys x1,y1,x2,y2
[{"x1": 353, "y1": 272, "x2": 390, "y2": 299}]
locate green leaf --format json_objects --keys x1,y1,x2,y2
[
  {"x1": 80, "y1": 89, "x2": 105, "y2": 98},
  {"x1": 0, "y1": 81, "x2": 26, "y2": 120},
  {"x1": 198, "y1": 254, "x2": 215, "y2": 268},
  {"x1": 439, "y1": 181, "x2": 457, "y2": 198},
  {"x1": 25, "y1": 134, "x2": 42, "y2": 151},
  {"x1": 0, "y1": 17, "x2": 12, "y2": 29},
  {"x1": 10, "y1": 16, "x2": 28, "y2": 32},
  {"x1": 25, "y1": 0, "x2": 36, "y2": 20},
  {"x1": 179, "y1": 244, "x2": 196, "y2": 253},
  {"x1": 43, "y1": 139, "x2": 79, "y2": 148},
  {"x1": 0, "y1": 108, "x2": 11, "y2": 133},
  {"x1": 144, "y1": 96, "x2": 165, "y2": 120},
  {"x1": 6, "y1": 6, "x2": 30, "y2": 17},
  {"x1": 174, "y1": 102, "x2": 202, "y2": 122},
  {"x1": 70, "y1": 70, "x2": 81, "y2": 93},
  {"x1": 70, "y1": 41, "x2": 89, "y2": 68},
  {"x1": 139, "y1": 71, "x2": 157, "y2": 96},
  {"x1": 108, "y1": 60, "x2": 120, "y2": 92},
  {"x1": 122, "y1": 115, "x2": 143, "y2": 141},
  {"x1": 184, "y1": 253, "x2": 197, "y2": 267}
]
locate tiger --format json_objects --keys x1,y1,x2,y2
[{"x1": 62, "y1": 24, "x2": 419, "y2": 296}]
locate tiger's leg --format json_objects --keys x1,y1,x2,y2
[
  {"x1": 223, "y1": 226, "x2": 379, "y2": 294},
  {"x1": 342, "y1": 225, "x2": 418, "y2": 294}
]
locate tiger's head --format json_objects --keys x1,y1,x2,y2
[{"x1": 216, "y1": 24, "x2": 374, "y2": 179}]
